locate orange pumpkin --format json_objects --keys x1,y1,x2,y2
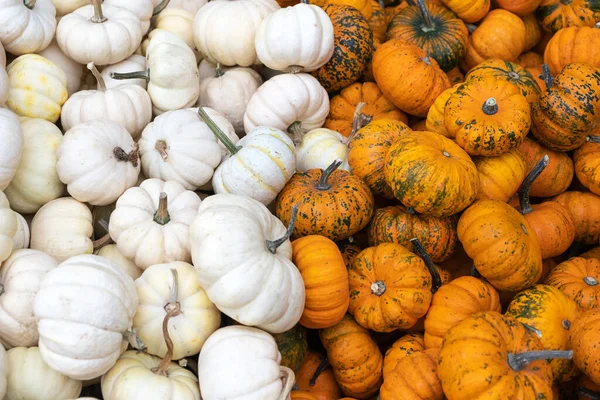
[
  {"x1": 385, "y1": 3, "x2": 410, "y2": 24},
  {"x1": 553, "y1": 191, "x2": 600, "y2": 245},
  {"x1": 516, "y1": 51, "x2": 543, "y2": 68},
  {"x1": 546, "y1": 257, "x2": 600, "y2": 311},
  {"x1": 369, "y1": 0, "x2": 387, "y2": 42},
  {"x1": 575, "y1": 139, "x2": 600, "y2": 196},
  {"x1": 578, "y1": 374, "x2": 600, "y2": 400},
  {"x1": 440, "y1": 0, "x2": 490, "y2": 22},
  {"x1": 571, "y1": 309, "x2": 600, "y2": 385},
  {"x1": 495, "y1": 0, "x2": 542, "y2": 16},
  {"x1": 446, "y1": 66, "x2": 465, "y2": 84},
  {"x1": 411, "y1": 119, "x2": 427, "y2": 130},
  {"x1": 474, "y1": 150, "x2": 527, "y2": 201},
  {"x1": 521, "y1": 13, "x2": 543, "y2": 51},
  {"x1": 291, "y1": 392, "x2": 319, "y2": 400},
  {"x1": 325, "y1": 0, "x2": 373, "y2": 19},
  {"x1": 383, "y1": 333, "x2": 426, "y2": 378},
  {"x1": 295, "y1": 350, "x2": 342, "y2": 400},
  {"x1": 425, "y1": 84, "x2": 460, "y2": 137},
  {"x1": 544, "y1": 24, "x2": 600, "y2": 76},
  {"x1": 339, "y1": 242, "x2": 362, "y2": 269},
  {"x1": 536, "y1": 0, "x2": 600, "y2": 33}
]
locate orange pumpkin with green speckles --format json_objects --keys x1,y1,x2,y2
[
  {"x1": 506, "y1": 284, "x2": 580, "y2": 383},
  {"x1": 272, "y1": 324, "x2": 308, "y2": 372},
  {"x1": 474, "y1": 150, "x2": 527, "y2": 201},
  {"x1": 536, "y1": 0, "x2": 600, "y2": 33},
  {"x1": 339, "y1": 242, "x2": 362, "y2": 269},
  {"x1": 295, "y1": 350, "x2": 342, "y2": 400},
  {"x1": 312, "y1": 5, "x2": 373, "y2": 92},
  {"x1": 446, "y1": 67, "x2": 464, "y2": 84},
  {"x1": 367, "y1": 205, "x2": 458, "y2": 262},
  {"x1": 553, "y1": 191, "x2": 600, "y2": 245},
  {"x1": 383, "y1": 333, "x2": 426, "y2": 378},
  {"x1": 275, "y1": 161, "x2": 374, "y2": 242},
  {"x1": 546, "y1": 257, "x2": 600, "y2": 311},
  {"x1": 570, "y1": 309, "x2": 600, "y2": 385},
  {"x1": 544, "y1": 24, "x2": 600, "y2": 76},
  {"x1": 369, "y1": 0, "x2": 387, "y2": 42},
  {"x1": 457, "y1": 199, "x2": 543, "y2": 291},
  {"x1": 440, "y1": 0, "x2": 490, "y2": 22},
  {"x1": 575, "y1": 139, "x2": 600, "y2": 196},
  {"x1": 320, "y1": 314, "x2": 383, "y2": 398},
  {"x1": 426, "y1": 84, "x2": 460, "y2": 137},
  {"x1": 384, "y1": 130, "x2": 479, "y2": 217}
]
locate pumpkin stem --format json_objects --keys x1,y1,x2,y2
[
  {"x1": 586, "y1": 136, "x2": 600, "y2": 144},
  {"x1": 92, "y1": 232, "x2": 112, "y2": 250},
  {"x1": 287, "y1": 121, "x2": 304, "y2": 146},
  {"x1": 577, "y1": 386, "x2": 600, "y2": 400},
  {"x1": 301, "y1": 0, "x2": 308, "y2": 3},
  {"x1": 197, "y1": 107, "x2": 240, "y2": 155},
  {"x1": 316, "y1": 160, "x2": 342, "y2": 190},
  {"x1": 113, "y1": 144, "x2": 139, "y2": 167},
  {"x1": 309, "y1": 356, "x2": 330, "y2": 386},
  {"x1": 277, "y1": 366, "x2": 295, "y2": 400},
  {"x1": 155, "y1": 140, "x2": 169, "y2": 161},
  {"x1": 371, "y1": 280, "x2": 386, "y2": 296},
  {"x1": 154, "y1": 192, "x2": 171, "y2": 225},
  {"x1": 562, "y1": 319, "x2": 571, "y2": 330},
  {"x1": 519, "y1": 155, "x2": 549, "y2": 215},
  {"x1": 405, "y1": 207, "x2": 417, "y2": 215},
  {"x1": 584, "y1": 276, "x2": 599, "y2": 286},
  {"x1": 152, "y1": 0, "x2": 170, "y2": 16},
  {"x1": 288, "y1": 65, "x2": 303, "y2": 74},
  {"x1": 378, "y1": 0, "x2": 384, "y2": 8},
  {"x1": 0, "y1": 284, "x2": 4, "y2": 296},
  {"x1": 471, "y1": 264, "x2": 481, "y2": 278},
  {"x1": 215, "y1": 63, "x2": 225, "y2": 78},
  {"x1": 507, "y1": 350, "x2": 573, "y2": 372},
  {"x1": 266, "y1": 205, "x2": 298, "y2": 254},
  {"x1": 90, "y1": 0, "x2": 107, "y2": 23},
  {"x1": 481, "y1": 97, "x2": 498, "y2": 115},
  {"x1": 110, "y1": 69, "x2": 151, "y2": 83},
  {"x1": 23, "y1": 0, "x2": 36, "y2": 9},
  {"x1": 466, "y1": 23, "x2": 477, "y2": 33},
  {"x1": 123, "y1": 328, "x2": 147, "y2": 351},
  {"x1": 152, "y1": 268, "x2": 182, "y2": 376},
  {"x1": 522, "y1": 323, "x2": 542, "y2": 337},
  {"x1": 410, "y1": 238, "x2": 442, "y2": 293},
  {"x1": 87, "y1": 62, "x2": 106, "y2": 91},
  {"x1": 540, "y1": 64, "x2": 554, "y2": 89},
  {"x1": 344, "y1": 102, "x2": 371, "y2": 146},
  {"x1": 416, "y1": 0, "x2": 434, "y2": 31}
]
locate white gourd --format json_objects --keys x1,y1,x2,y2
[
  {"x1": 190, "y1": 194, "x2": 305, "y2": 333},
  {"x1": 165, "y1": 0, "x2": 207, "y2": 14},
  {"x1": 0, "y1": 108, "x2": 23, "y2": 191},
  {"x1": 0, "y1": 249, "x2": 58, "y2": 348},
  {"x1": 33, "y1": 254, "x2": 139, "y2": 380},
  {"x1": 101, "y1": 54, "x2": 147, "y2": 89},
  {"x1": 11, "y1": 212, "x2": 29, "y2": 250},
  {"x1": 5, "y1": 117, "x2": 65, "y2": 214},
  {"x1": 0, "y1": 192, "x2": 17, "y2": 264},
  {"x1": 51, "y1": 0, "x2": 87, "y2": 17},
  {"x1": 56, "y1": 119, "x2": 141, "y2": 206},
  {"x1": 0, "y1": 0, "x2": 56, "y2": 55},
  {"x1": 96, "y1": 244, "x2": 142, "y2": 280},
  {"x1": 37, "y1": 39, "x2": 83, "y2": 97},
  {"x1": 296, "y1": 128, "x2": 351, "y2": 172}
]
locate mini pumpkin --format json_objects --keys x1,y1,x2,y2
[
  {"x1": 439, "y1": 0, "x2": 489, "y2": 22},
  {"x1": 272, "y1": 324, "x2": 308, "y2": 372},
  {"x1": 571, "y1": 309, "x2": 600, "y2": 385},
  {"x1": 383, "y1": 333, "x2": 426, "y2": 378},
  {"x1": 425, "y1": 84, "x2": 459, "y2": 137},
  {"x1": 0, "y1": 109, "x2": 21, "y2": 191},
  {"x1": 325, "y1": 0, "x2": 373, "y2": 19},
  {"x1": 296, "y1": 128, "x2": 351, "y2": 173},
  {"x1": 536, "y1": 0, "x2": 600, "y2": 32},
  {"x1": 544, "y1": 24, "x2": 600, "y2": 76},
  {"x1": 0, "y1": 0, "x2": 56, "y2": 55},
  {"x1": 295, "y1": 350, "x2": 342, "y2": 400},
  {"x1": 553, "y1": 191, "x2": 600, "y2": 245},
  {"x1": 474, "y1": 150, "x2": 527, "y2": 201},
  {"x1": 546, "y1": 257, "x2": 600, "y2": 311},
  {"x1": 575, "y1": 138, "x2": 600, "y2": 196},
  {"x1": 496, "y1": 0, "x2": 542, "y2": 16}
]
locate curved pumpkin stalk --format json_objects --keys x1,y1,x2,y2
[
  {"x1": 152, "y1": 268, "x2": 182, "y2": 376},
  {"x1": 540, "y1": 64, "x2": 554, "y2": 89},
  {"x1": 410, "y1": 238, "x2": 442, "y2": 293},
  {"x1": 266, "y1": 205, "x2": 298, "y2": 254},
  {"x1": 152, "y1": 0, "x2": 171, "y2": 16},
  {"x1": 92, "y1": 232, "x2": 113, "y2": 251},
  {"x1": 277, "y1": 366, "x2": 295, "y2": 400},
  {"x1": 416, "y1": 0, "x2": 434, "y2": 31},
  {"x1": 519, "y1": 155, "x2": 549, "y2": 215},
  {"x1": 316, "y1": 160, "x2": 343, "y2": 190},
  {"x1": 113, "y1": 143, "x2": 139, "y2": 167},
  {"x1": 577, "y1": 386, "x2": 600, "y2": 400},
  {"x1": 507, "y1": 350, "x2": 572, "y2": 372},
  {"x1": 197, "y1": 107, "x2": 240, "y2": 154},
  {"x1": 309, "y1": 356, "x2": 330, "y2": 386}
]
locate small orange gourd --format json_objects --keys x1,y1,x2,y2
[
  {"x1": 546, "y1": 257, "x2": 600, "y2": 311},
  {"x1": 474, "y1": 150, "x2": 527, "y2": 201},
  {"x1": 571, "y1": 309, "x2": 600, "y2": 385}
]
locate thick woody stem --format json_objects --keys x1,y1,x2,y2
[
  {"x1": 316, "y1": 160, "x2": 342, "y2": 190},
  {"x1": 410, "y1": 238, "x2": 442, "y2": 293},
  {"x1": 266, "y1": 206, "x2": 298, "y2": 254},
  {"x1": 152, "y1": 269, "x2": 181, "y2": 376},
  {"x1": 113, "y1": 144, "x2": 139, "y2": 167},
  {"x1": 519, "y1": 155, "x2": 549, "y2": 215},
  {"x1": 90, "y1": 0, "x2": 107, "y2": 23},
  {"x1": 154, "y1": 192, "x2": 170, "y2": 225},
  {"x1": 155, "y1": 140, "x2": 169, "y2": 161},
  {"x1": 152, "y1": 0, "x2": 171, "y2": 16},
  {"x1": 507, "y1": 350, "x2": 573, "y2": 372},
  {"x1": 416, "y1": 0, "x2": 434, "y2": 31},
  {"x1": 92, "y1": 233, "x2": 113, "y2": 250},
  {"x1": 541, "y1": 64, "x2": 554, "y2": 89},
  {"x1": 287, "y1": 121, "x2": 304, "y2": 146},
  {"x1": 344, "y1": 102, "x2": 371, "y2": 146},
  {"x1": 309, "y1": 356, "x2": 330, "y2": 386},
  {"x1": 23, "y1": 0, "x2": 36, "y2": 9},
  {"x1": 482, "y1": 97, "x2": 498, "y2": 115},
  {"x1": 586, "y1": 136, "x2": 600, "y2": 143},
  {"x1": 87, "y1": 62, "x2": 106, "y2": 91}
]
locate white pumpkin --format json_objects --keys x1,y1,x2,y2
[
  {"x1": 0, "y1": 192, "x2": 17, "y2": 264},
  {"x1": 143, "y1": 7, "x2": 197, "y2": 54},
  {"x1": 165, "y1": 0, "x2": 207, "y2": 14},
  {"x1": 0, "y1": 0, "x2": 56, "y2": 55},
  {"x1": 198, "y1": 62, "x2": 262, "y2": 134},
  {"x1": 139, "y1": 107, "x2": 238, "y2": 191},
  {"x1": 296, "y1": 128, "x2": 351, "y2": 172},
  {"x1": 108, "y1": 178, "x2": 201, "y2": 270},
  {"x1": 56, "y1": 119, "x2": 141, "y2": 206},
  {"x1": 243, "y1": 73, "x2": 329, "y2": 142},
  {"x1": 0, "y1": 249, "x2": 58, "y2": 348},
  {"x1": 198, "y1": 59, "x2": 231, "y2": 80},
  {"x1": 5, "y1": 117, "x2": 65, "y2": 214},
  {"x1": 101, "y1": 54, "x2": 147, "y2": 89},
  {"x1": 190, "y1": 194, "x2": 305, "y2": 333},
  {"x1": 198, "y1": 325, "x2": 295, "y2": 399},
  {"x1": 0, "y1": 108, "x2": 23, "y2": 191},
  {"x1": 30, "y1": 197, "x2": 93, "y2": 262},
  {"x1": 0, "y1": 66, "x2": 7, "y2": 107},
  {"x1": 6, "y1": 347, "x2": 82, "y2": 400},
  {"x1": 11, "y1": 211, "x2": 29, "y2": 250},
  {"x1": 256, "y1": 3, "x2": 334, "y2": 73},
  {"x1": 0, "y1": 39, "x2": 6, "y2": 68},
  {"x1": 6, "y1": 54, "x2": 68, "y2": 123},
  {"x1": 0, "y1": 344, "x2": 6, "y2": 399},
  {"x1": 61, "y1": 63, "x2": 152, "y2": 139},
  {"x1": 192, "y1": 0, "x2": 280, "y2": 67},
  {"x1": 51, "y1": 0, "x2": 87, "y2": 16},
  {"x1": 33, "y1": 254, "x2": 139, "y2": 380},
  {"x1": 134, "y1": 262, "x2": 220, "y2": 359},
  {"x1": 37, "y1": 39, "x2": 83, "y2": 96},
  {"x1": 103, "y1": 0, "x2": 154, "y2": 33},
  {"x1": 96, "y1": 244, "x2": 142, "y2": 280},
  {"x1": 56, "y1": 0, "x2": 143, "y2": 66}
]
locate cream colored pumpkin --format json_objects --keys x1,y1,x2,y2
[
  {"x1": 6, "y1": 346, "x2": 81, "y2": 400},
  {"x1": 5, "y1": 117, "x2": 65, "y2": 214},
  {"x1": 30, "y1": 197, "x2": 93, "y2": 262},
  {"x1": 6, "y1": 54, "x2": 68, "y2": 123},
  {"x1": 192, "y1": 0, "x2": 280, "y2": 67},
  {"x1": 296, "y1": 128, "x2": 351, "y2": 172},
  {"x1": 51, "y1": 0, "x2": 87, "y2": 16},
  {"x1": 0, "y1": 344, "x2": 6, "y2": 399},
  {"x1": 198, "y1": 59, "x2": 231, "y2": 80},
  {"x1": 243, "y1": 73, "x2": 329, "y2": 141},
  {"x1": 101, "y1": 54, "x2": 147, "y2": 89},
  {"x1": 190, "y1": 194, "x2": 305, "y2": 333},
  {"x1": 198, "y1": 325, "x2": 295, "y2": 399},
  {"x1": 38, "y1": 39, "x2": 83, "y2": 97},
  {"x1": 33, "y1": 254, "x2": 139, "y2": 380},
  {"x1": 56, "y1": 0, "x2": 143, "y2": 66},
  {"x1": 96, "y1": 244, "x2": 142, "y2": 280},
  {"x1": 165, "y1": 0, "x2": 207, "y2": 14},
  {"x1": 11, "y1": 212, "x2": 29, "y2": 250},
  {"x1": 103, "y1": 0, "x2": 154, "y2": 33},
  {"x1": 0, "y1": 66, "x2": 7, "y2": 106},
  {"x1": 56, "y1": 119, "x2": 141, "y2": 206},
  {"x1": 198, "y1": 62, "x2": 263, "y2": 134},
  {"x1": 0, "y1": 108, "x2": 23, "y2": 191},
  {"x1": 144, "y1": 7, "x2": 197, "y2": 54},
  {"x1": 139, "y1": 107, "x2": 238, "y2": 190},
  {"x1": 0, "y1": 249, "x2": 58, "y2": 348},
  {"x1": 134, "y1": 261, "x2": 220, "y2": 359},
  {"x1": 256, "y1": 3, "x2": 333, "y2": 73},
  {"x1": 108, "y1": 178, "x2": 201, "y2": 270},
  {"x1": 0, "y1": 192, "x2": 17, "y2": 264},
  {"x1": 0, "y1": 41, "x2": 5, "y2": 68},
  {"x1": 0, "y1": 0, "x2": 56, "y2": 55},
  {"x1": 61, "y1": 63, "x2": 152, "y2": 139}
]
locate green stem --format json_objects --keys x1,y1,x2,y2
[
  {"x1": 153, "y1": 193, "x2": 171, "y2": 225},
  {"x1": 110, "y1": 69, "x2": 151, "y2": 82},
  {"x1": 416, "y1": 0, "x2": 434, "y2": 31},
  {"x1": 266, "y1": 206, "x2": 298, "y2": 254},
  {"x1": 309, "y1": 356, "x2": 330, "y2": 386},
  {"x1": 586, "y1": 136, "x2": 600, "y2": 144},
  {"x1": 152, "y1": 0, "x2": 170, "y2": 16},
  {"x1": 90, "y1": 0, "x2": 107, "y2": 23},
  {"x1": 519, "y1": 155, "x2": 549, "y2": 215},
  {"x1": 507, "y1": 350, "x2": 572, "y2": 372},
  {"x1": 197, "y1": 107, "x2": 240, "y2": 155},
  {"x1": 410, "y1": 238, "x2": 442, "y2": 293},
  {"x1": 316, "y1": 160, "x2": 342, "y2": 190},
  {"x1": 215, "y1": 63, "x2": 224, "y2": 78}
]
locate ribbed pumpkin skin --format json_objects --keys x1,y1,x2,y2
[
  {"x1": 425, "y1": 84, "x2": 459, "y2": 136},
  {"x1": 440, "y1": 0, "x2": 490, "y2": 22},
  {"x1": 544, "y1": 25, "x2": 600, "y2": 76},
  {"x1": 386, "y1": 3, "x2": 468, "y2": 72},
  {"x1": 575, "y1": 141, "x2": 600, "y2": 196},
  {"x1": 292, "y1": 235, "x2": 349, "y2": 329},
  {"x1": 524, "y1": 201, "x2": 575, "y2": 259},
  {"x1": 369, "y1": 0, "x2": 387, "y2": 42},
  {"x1": 383, "y1": 333, "x2": 426, "y2": 378},
  {"x1": 536, "y1": 0, "x2": 600, "y2": 33},
  {"x1": 571, "y1": 309, "x2": 600, "y2": 385},
  {"x1": 384, "y1": 131, "x2": 479, "y2": 217},
  {"x1": 339, "y1": 242, "x2": 362, "y2": 268},
  {"x1": 496, "y1": 0, "x2": 542, "y2": 16},
  {"x1": 291, "y1": 392, "x2": 319, "y2": 400},
  {"x1": 312, "y1": 5, "x2": 374, "y2": 92},
  {"x1": 272, "y1": 324, "x2": 308, "y2": 372},
  {"x1": 522, "y1": 13, "x2": 543, "y2": 51},
  {"x1": 516, "y1": 52, "x2": 543, "y2": 68},
  {"x1": 553, "y1": 191, "x2": 600, "y2": 244},
  {"x1": 320, "y1": 315, "x2": 383, "y2": 398},
  {"x1": 325, "y1": 0, "x2": 373, "y2": 19},
  {"x1": 373, "y1": 40, "x2": 451, "y2": 117},
  {"x1": 457, "y1": 199, "x2": 543, "y2": 291},
  {"x1": 474, "y1": 150, "x2": 527, "y2": 201},
  {"x1": 546, "y1": 257, "x2": 600, "y2": 311},
  {"x1": 446, "y1": 67, "x2": 464, "y2": 85},
  {"x1": 465, "y1": 59, "x2": 541, "y2": 104},
  {"x1": 347, "y1": 119, "x2": 411, "y2": 198},
  {"x1": 367, "y1": 205, "x2": 458, "y2": 263},
  {"x1": 295, "y1": 350, "x2": 342, "y2": 400},
  {"x1": 423, "y1": 276, "x2": 501, "y2": 349},
  {"x1": 438, "y1": 312, "x2": 554, "y2": 400},
  {"x1": 324, "y1": 82, "x2": 407, "y2": 138},
  {"x1": 506, "y1": 284, "x2": 580, "y2": 383},
  {"x1": 532, "y1": 63, "x2": 600, "y2": 151}
]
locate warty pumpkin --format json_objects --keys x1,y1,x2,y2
[
  {"x1": 439, "y1": 0, "x2": 489, "y2": 22},
  {"x1": 319, "y1": 314, "x2": 383, "y2": 398},
  {"x1": 384, "y1": 130, "x2": 479, "y2": 217},
  {"x1": 272, "y1": 324, "x2": 308, "y2": 372},
  {"x1": 536, "y1": 0, "x2": 600, "y2": 32},
  {"x1": 373, "y1": 39, "x2": 451, "y2": 117},
  {"x1": 546, "y1": 257, "x2": 600, "y2": 311},
  {"x1": 553, "y1": 191, "x2": 600, "y2": 245},
  {"x1": 474, "y1": 150, "x2": 527, "y2": 202},
  {"x1": 294, "y1": 350, "x2": 342, "y2": 400},
  {"x1": 575, "y1": 138, "x2": 600, "y2": 196},
  {"x1": 571, "y1": 309, "x2": 600, "y2": 385},
  {"x1": 544, "y1": 23, "x2": 600, "y2": 76},
  {"x1": 383, "y1": 333, "x2": 426, "y2": 378},
  {"x1": 380, "y1": 348, "x2": 443, "y2": 400},
  {"x1": 425, "y1": 83, "x2": 459, "y2": 137}
]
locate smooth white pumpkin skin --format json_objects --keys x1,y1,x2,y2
[
  {"x1": 56, "y1": 119, "x2": 141, "y2": 206},
  {"x1": 256, "y1": 4, "x2": 334, "y2": 72},
  {"x1": 56, "y1": 4, "x2": 143, "y2": 66},
  {"x1": 0, "y1": 344, "x2": 6, "y2": 399},
  {"x1": 134, "y1": 261, "x2": 220, "y2": 359},
  {"x1": 6, "y1": 54, "x2": 68, "y2": 123},
  {"x1": 33, "y1": 254, "x2": 139, "y2": 380},
  {"x1": 11, "y1": 211, "x2": 29, "y2": 250},
  {"x1": 109, "y1": 178, "x2": 201, "y2": 270},
  {"x1": 148, "y1": 8, "x2": 196, "y2": 52},
  {"x1": 139, "y1": 107, "x2": 238, "y2": 190},
  {"x1": 0, "y1": 66, "x2": 8, "y2": 106},
  {"x1": 243, "y1": 73, "x2": 329, "y2": 137},
  {"x1": 0, "y1": 192, "x2": 17, "y2": 264},
  {"x1": 198, "y1": 325, "x2": 286, "y2": 399},
  {"x1": 101, "y1": 350, "x2": 200, "y2": 400},
  {"x1": 101, "y1": 54, "x2": 147, "y2": 89},
  {"x1": 296, "y1": 128, "x2": 350, "y2": 172},
  {"x1": 30, "y1": 197, "x2": 93, "y2": 262},
  {"x1": 51, "y1": 0, "x2": 87, "y2": 17},
  {"x1": 37, "y1": 39, "x2": 83, "y2": 97},
  {"x1": 192, "y1": 0, "x2": 280, "y2": 67},
  {"x1": 0, "y1": 0, "x2": 56, "y2": 55},
  {"x1": 96, "y1": 244, "x2": 142, "y2": 281},
  {"x1": 0, "y1": 249, "x2": 58, "y2": 348},
  {"x1": 5, "y1": 118, "x2": 65, "y2": 214},
  {"x1": 104, "y1": 0, "x2": 154, "y2": 33},
  {"x1": 190, "y1": 194, "x2": 305, "y2": 333},
  {"x1": 0, "y1": 108, "x2": 23, "y2": 190},
  {"x1": 212, "y1": 126, "x2": 296, "y2": 206},
  {"x1": 165, "y1": 0, "x2": 207, "y2": 14}
]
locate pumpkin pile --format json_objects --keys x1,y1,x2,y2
[{"x1": 1, "y1": 0, "x2": 600, "y2": 399}]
